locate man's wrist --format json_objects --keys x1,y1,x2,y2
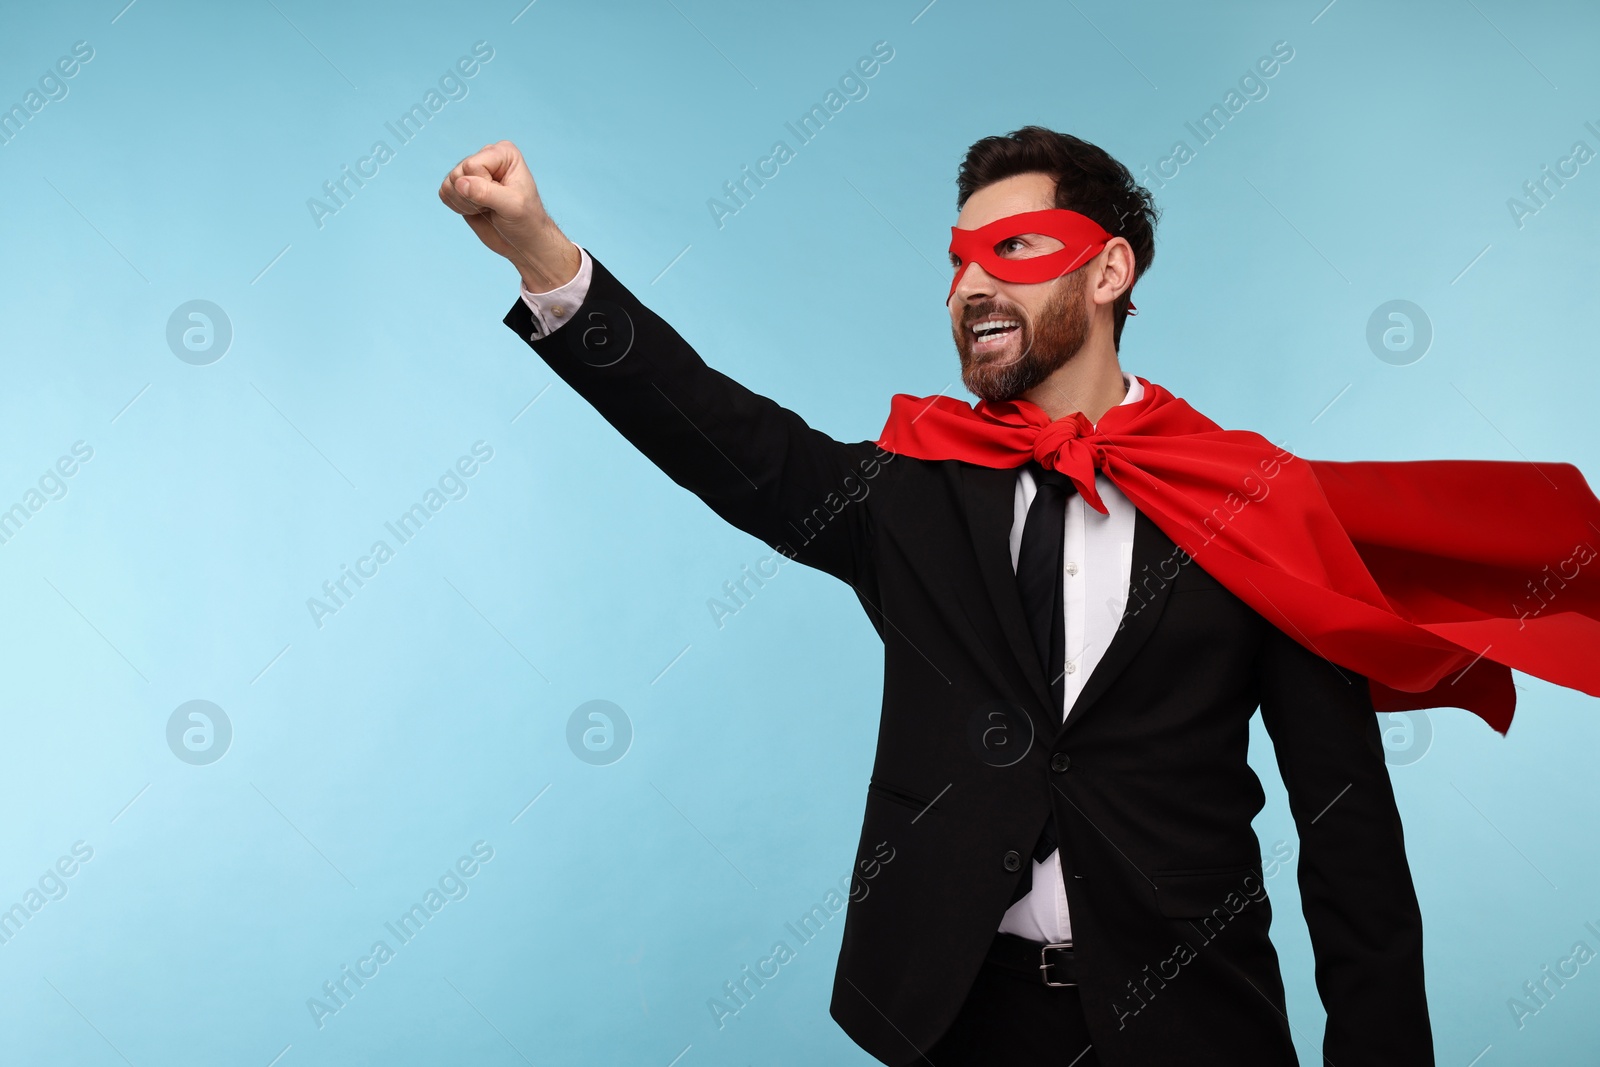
[{"x1": 513, "y1": 232, "x2": 583, "y2": 295}]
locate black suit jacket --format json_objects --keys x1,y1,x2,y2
[{"x1": 504, "y1": 251, "x2": 1435, "y2": 1066}]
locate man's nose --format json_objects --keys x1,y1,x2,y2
[{"x1": 949, "y1": 261, "x2": 998, "y2": 310}]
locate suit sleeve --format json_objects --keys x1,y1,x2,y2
[
  {"x1": 501, "y1": 248, "x2": 899, "y2": 591},
  {"x1": 1256, "y1": 622, "x2": 1435, "y2": 1065}
]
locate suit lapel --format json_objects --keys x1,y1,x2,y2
[
  {"x1": 956, "y1": 464, "x2": 1180, "y2": 741},
  {"x1": 1058, "y1": 507, "x2": 1176, "y2": 735},
  {"x1": 956, "y1": 463, "x2": 1058, "y2": 733}
]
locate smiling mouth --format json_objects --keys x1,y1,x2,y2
[{"x1": 969, "y1": 318, "x2": 1021, "y2": 353}]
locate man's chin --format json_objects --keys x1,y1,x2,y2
[
  {"x1": 960, "y1": 370, "x2": 1026, "y2": 405},
  {"x1": 960, "y1": 349, "x2": 1036, "y2": 403}
]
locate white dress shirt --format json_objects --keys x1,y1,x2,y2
[
  {"x1": 997, "y1": 370, "x2": 1142, "y2": 945},
  {"x1": 520, "y1": 252, "x2": 1142, "y2": 944}
]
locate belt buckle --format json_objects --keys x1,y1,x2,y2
[{"x1": 1039, "y1": 940, "x2": 1076, "y2": 987}]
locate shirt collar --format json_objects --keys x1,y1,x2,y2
[
  {"x1": 1118, "y1": 370, "x2": 1143, "y2": 406},
  {"x1": 1089, "y1": 370, "x2": 1141, "y2": 430}
]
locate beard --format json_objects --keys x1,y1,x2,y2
[{"x1": 954, "y1": 268, "x2": 1090, "y2": 404}]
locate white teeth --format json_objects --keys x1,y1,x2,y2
[{"x1": 973, "y1": 319, "x2": 1019, "y2": 339}]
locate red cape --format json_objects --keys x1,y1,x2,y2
[{"x1": 876, "y1": 377, "x2": 1600, "y2": 735}]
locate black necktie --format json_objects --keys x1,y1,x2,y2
[{"x1": 1009, "y1": 460, "x2": 1072, "y2": 905}]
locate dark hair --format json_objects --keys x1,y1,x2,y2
[{"x1": 955, "y1": 126, "x2": 1159, "y2": 350}]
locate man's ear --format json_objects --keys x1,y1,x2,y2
[{"x1": 1094, "y1": 238, "x2": 1136, "y2": 308}]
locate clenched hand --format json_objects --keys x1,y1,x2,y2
[{"x1": 438, "y1": 140, "x2": 582, "y2": 293}]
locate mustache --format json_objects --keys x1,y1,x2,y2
[{"x1": 960, "y1": 302, "x2": 1028, "y2": 328}]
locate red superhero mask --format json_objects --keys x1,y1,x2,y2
[{"x1": 946, "y1": 208, "x2": 1135, "y2": 313}]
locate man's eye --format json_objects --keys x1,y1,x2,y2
[
  {"x1": 949, "y1": 254, "x2": 962, "y2": 268},
  {"x1": 996, "y1": 237, "x2": 1026, "y2": 255}
]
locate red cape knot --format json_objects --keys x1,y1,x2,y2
[{"x1": 1033, "y1": 411, "x2": 1109, "y2": 513}]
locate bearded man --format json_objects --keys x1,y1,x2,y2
[{"x1": 439, "y1": 125, "x2": 1600, "y2": 1065}]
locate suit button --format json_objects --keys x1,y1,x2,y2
[
  {"x1": 1002, "y1": 850, "x2": 1022, "y2": 872},
  {"x1": 1051, "y1": 752, "x2": 1071, "y2": 773}
]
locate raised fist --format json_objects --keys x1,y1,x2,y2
[{"x1": 439, "y1": 140, "x2": 580, "y2": 292}]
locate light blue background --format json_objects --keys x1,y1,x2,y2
[{"x1": 2, "y1": 0, "x2": 1597, "y2": 1063}]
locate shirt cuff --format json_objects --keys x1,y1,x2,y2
[{"x1": 518, "y1": 245, "x2": 593, "y2": 337}]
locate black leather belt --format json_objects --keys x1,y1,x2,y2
[{"x1": 988, "y1": 931, "x2": 1079, "y2": 987}]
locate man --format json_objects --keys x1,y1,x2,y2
[{"x1": 438, "y1": 127, "x2": 1434, "y2": 1065}]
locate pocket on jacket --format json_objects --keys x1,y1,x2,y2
[
  {"x1": 1150, "y1": 865, "x2": 1267, "y2": 918},
  {"x1": 866, "y1": 780, "x2": 940, "y2": 816}
]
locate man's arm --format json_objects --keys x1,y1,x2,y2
[
  {"x1": 439, "y1": 141, "x2": 896, "y2": 587},
  {"x1": 1256, "y1": 622, "x2": 1435, "y2": 1065},
  {"x1": 507, "y1": 247, "x2": 891, "y2": 585}
]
